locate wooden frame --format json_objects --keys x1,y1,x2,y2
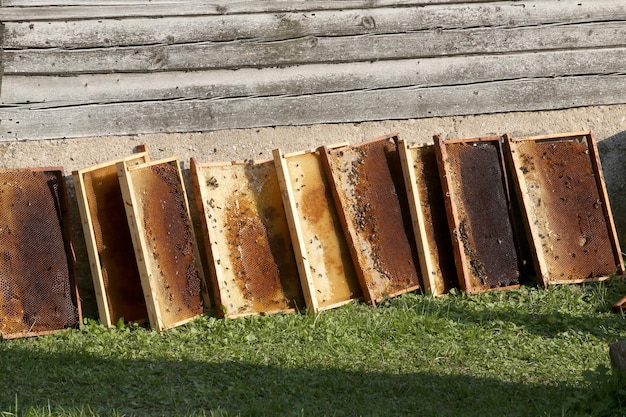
[
  {"x1": 190, "y1": 158, "x2": 304, "y2": 318},
  {"x1": 273, "y1": 145, "x2": 361, "y2": 313},
  {"x1": 0, "y1": 167, "x2": 82, "y2": 339},
  {"x1": 398, "y1": 139, "x2": 457, "y2": 296},
  {"x1": 505, "y1": 131, "x2": 624, "y2": 286},
  {"x1": 613, "y1": 294, "x2": 626, "y2": 313},
  {"x1": 320, "y1": 134, "x2": 421, "y2": 305},
  {"x1": 73, "y1": 152, "x2": 150, "y2": 327},
  {"x1": 435, "y1": 135, "x2": 522, "y2": 294},
  {"x1": 117, "y1": 157, "x2": 207, "y2": 330}
]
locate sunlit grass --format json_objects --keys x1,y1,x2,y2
[{"x1": 2, "y1": 280, "x2": 626, "y2": 416}]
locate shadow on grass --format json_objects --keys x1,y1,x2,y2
[
  {"x1": 0, "y1": 345, "x2": 571, "y2": 417},
  {"x1": 426, "y1": 300, "x2": 624, "y2": 341},
  {"x1": 384, "y1": 279, "x2": 626, "y2": 341}
]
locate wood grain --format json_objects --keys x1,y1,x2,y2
[
  {"x1": 2, "y1": 75, "x2": 625, "y2": 140},
  {"x1": 5, "y1": 1, "x2": 626, "y2": 48},
  {"x1": 1, "y1": 0, "x2": 626, "y2": 139},
  {"x1": 0, "y1": 0, "x2": 542, "y2": 21},
  {"x1": 3, "y1": 49, "x2": 625, "y2": 107},
  {"x1": 6, "y1": 22, "x2": 626, "y2": 75}
]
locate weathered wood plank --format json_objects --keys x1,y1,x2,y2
[
  {"x1": 3, "y1": 0, "x2": 493, "y2": 4},
  {"x1": 6, "y1": 1, "x2": 626, "y2": 48},
  {"x1": 4, "y1": 48, "x2": 626, "y2": 107},
  {"x1": 0, "y1": 0, "x2": 507, "y2": 21},
  {"x1": 2, "y1": 75, "x2": 625, "y2": 140},
  {"x1": 5, "y1": 21, "x2": 626, "y2": 75},
  {"x1": 0, "y1": 23, "x2": 4, "y2": 95}
]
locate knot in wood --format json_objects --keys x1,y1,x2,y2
[{"x1": 360, "y1": 16, "x2": 376, "y2": 29}]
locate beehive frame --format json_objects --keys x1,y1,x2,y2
[
  {"x1": 190, "y1": 158, "x2": 304, "y2": 318},
  {"x1": 613, "y1": 294, "x2": 626, "y2": 313},
  {"x1": 435, "y1": 135, "x2": 522, "y2": 294},
  {"x1": 321, "y1": 134, "x2": 421, "y2": 305},
  {"x1": 505, "y1": 131, "x2": 624, "y2": 286},
  {"x1": 0, "y1": 167, "x2": 82, "y2": 339},
  {"x1": 73, "y1": 152, "x2": 150, "y2": 327},
  {"x1": 273, "y1": 145, "x2": 361, "y2": 313},
  {"x1": 398, "y1": 140, "x2": 457, "y2": 296},
  {"x1": 117, "y1": 157, "x2": 207, "y2": 330}
]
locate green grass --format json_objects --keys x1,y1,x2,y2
[{"x1": 3, "y1": 281, "x2": 626, "y2": 417}]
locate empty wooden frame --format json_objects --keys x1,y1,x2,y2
[
  {"x1": 398, "y1": 140, "x2": 457, "y2": 296},
  {"x1": 73, "y1": 152, "x2": 149, "y2": 327},
  {"x1": 191, "y1": 158, "x2": 304, "y2": 318},
  {"x1": 321, "y1": 135, "x2": 421, "y2": 305},
  {"x1": 273, "y1": 146, "x2": 361, "y2": 313},
  {"x1": 117, "y1": 157, "x2": 207, "y2": 330},
  {"x1": 505, "y1": 131, "x2": 624, "y2": 286},
  {"x1": 435, "y1": 135, "x2": 522, "y2": 294},
  {"x1": 0, "y1": 167, "x2": 81, "y2": 339}
]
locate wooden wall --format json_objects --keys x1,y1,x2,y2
[{"x1": 1, "y1": 0, "x2": 625, "y2": 141}]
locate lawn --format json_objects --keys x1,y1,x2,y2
[{"x1": 2, "y1": 281, "x2": 626, "y2": 417}]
